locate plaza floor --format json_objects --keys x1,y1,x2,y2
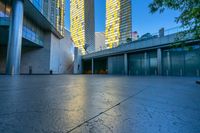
[{"x1": 0, "y1": 75, "x2": 200, "y2": 133}]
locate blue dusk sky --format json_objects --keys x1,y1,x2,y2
[{"x1": 65, "y1": 0, "x2": 180, "y2": 36}]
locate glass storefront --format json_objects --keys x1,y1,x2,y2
[
  {"x1": 128, "y1": 51, "x2": 158, "y2": 76},
  {"x1": 84, "y1": 44, "x2": 200, "y2": 77},
  {"x1": 129, "y1": 53, "x2": 145, "y2": 75},
  {"x1": 108, "y1": 55, "x2": 125, "y2": 74},
  {"x1": 149, "y1": 51, "x2": 158, "y2": 75},
  {"x1": 163, "y1": 44, "x2": 200, "y2": 76}
]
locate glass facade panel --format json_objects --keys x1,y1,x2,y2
[
  {"x1": 108, "y1": 55, "x2": 124, "y2": 74},
  {"x1": 129, "y1": 53, "x2": 145, "y2": 75},
  {"x1": 162, "y1": 44, "x2": 200, "y2": 76},
  {"x1": 128, "y1": 51, "x2": 157, "y2": 76},
  {"x1": 149, "y1": 51, "x2": 158, "y2": 75},
  {"x1": 171, "y1": 50, "x2": 185, "y2": 76},
  {"x1": 162, "y1": 50, "x2": 171, "y2": 76},
  {"x1": 184, "y1": 50, "x2": 199, "y2": 76}
]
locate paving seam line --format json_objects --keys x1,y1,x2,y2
[{"x1": 66, "y1": 88, "x2": 146, "y2": 133}]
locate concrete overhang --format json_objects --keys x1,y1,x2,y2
[
  {"x1": 0, "y1": 25, "x2": 43, "y2": 47},
  {"x1": 83, "y1": 33, "x2": 198, "y2": 60}
]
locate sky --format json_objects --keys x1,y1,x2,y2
[{"x1": 65, "y1": 0, "x2": 180, "y2": 36}]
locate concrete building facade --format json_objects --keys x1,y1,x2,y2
[
  {"x1": 70, "y1": 0, "x2": 95, "y2": 54},
  {"x1": 0, "y1": 0, "x2": 74, "y2": 75},
  {"x1": 82, "y1": 31, "x2": 200, "y2": 77},
  {"x1": 105, "y1": 0, "x2": 132, "y2": 48}
]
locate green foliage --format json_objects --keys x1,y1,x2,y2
[
  {"x1": 126, "y1": 38, "x2": 132, "y2": 43},
  {"x1": 149, "y1": 0, "x2": 200, "y2": 39}
]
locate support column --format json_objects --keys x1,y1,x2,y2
[
  {"x1": 167, "y1": 51, "x2": 171, "y2": 76},
  {"x1": 144, "y1": 52, "x2": 148, "y2": 75},
  {"x1": 73, "y1": 47, "x2": 82, "y2": 74},
  {"x1": 157, "y1": 48, "x2": 162, "y2": 75},
  {"x1": 6, "y1": 0, "x2": 24, "y2": 75},
  {"x1": 124, "y1": 53, "x2": 128, "y2": 75},
  {"x1": 91, "y1": 58, "x2": 94, "y2": 74}
]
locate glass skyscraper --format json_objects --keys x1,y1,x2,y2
[
  {"x1": 70, "y1": 0, "x2": 95, "y2": 55},
  {"x1": 105, "y1": 0, "x2": 132, "y2": 48}
]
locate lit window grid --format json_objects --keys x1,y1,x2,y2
[
  {"x1": 70, "y1": 0, "x2": 86, "y2": 54},
  {"x1": 105, "y1": 0, "x2": 132, "y2": 48},
  {"x1": 29, "y1": 0, "x2": 65, "y2": 36},
  {"x1": 56, "y1": 0, "x2": 65, "y2": 36}
]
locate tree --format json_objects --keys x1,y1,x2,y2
[
  {"x1": 149, "y1": 0, "x2": 200, "y2": 39},
  {"x1": 126, "y1": 38, "x2": 132, "y2": 43}
]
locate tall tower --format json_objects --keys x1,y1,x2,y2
[
  {"x1": 70, "y1": 0, "x2": 95, "y2": 54},
  {"x1": 48, "y1": 0, "x2": 65, "y2": 36},
  {"x1": 56, "y1": 0, "x2": 65, "y2": 36},
  {"x1": 105, "y1": 0, "x2": 132, "y2": 48}
]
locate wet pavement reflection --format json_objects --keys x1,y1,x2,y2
[{"x1": 0, "y1": 75, "x2": 200, "y2": 133}]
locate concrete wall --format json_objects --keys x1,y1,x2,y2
[
  {"x1": 73, "y1": 47, "x2": 83, "y2": 74},
  {"x1": 20, "y1": 33, "x2": 51, "y2": 74},
  {"x1": 1, "y1": 29, "x2": 74, "y2": 75},
  {"x1": 50, "y1": 30, "x2": 74, "y2": 74}
]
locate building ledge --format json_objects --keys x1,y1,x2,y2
[
  {"x1": 24, "y1": 0, "x2": 64, "y2": 39},
  {"x1": 83, "y1": 33, "x2": 198, "y2": 60},
  {"x1": 0, "y1": 24, "x2": 43, "y2": 47}
]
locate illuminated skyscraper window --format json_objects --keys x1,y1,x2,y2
[
  {"x1": 105, "y1": 0, "x2": 132, "y2": 48},
  {"x1": 29, "y1": 0, "x2": 65, "y2": 36},
  {"x1": 70, "y1": 0, "x2": 95, "y2": 55}
]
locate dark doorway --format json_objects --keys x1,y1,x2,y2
[
  {"x1": 94, "y1": 57, "x2": 108, "y2": 74},
  {"x1": 82, "y1": 60, "x2": 92, "y2": 74}
]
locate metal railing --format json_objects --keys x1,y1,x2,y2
[{"x1": 92, "y1": 26, "x2": 189, "y2": 53}]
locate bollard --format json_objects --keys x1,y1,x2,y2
[
  {"x1": 50, "y1": 70, "x2": 53, "y2": 75},
  {"x1": 29, "y1": 66, "x2": 32, "y2": 75}
]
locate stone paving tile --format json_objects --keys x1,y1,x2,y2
[{"x1": 0, "y1": 75, "x2": 199, "y2": 133}]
